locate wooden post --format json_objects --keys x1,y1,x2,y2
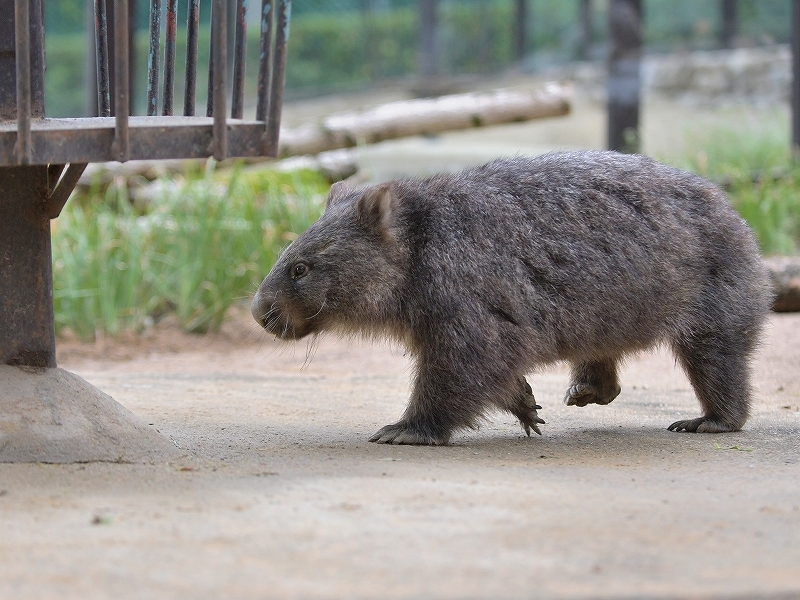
[
  {"x1": 719, "y1": 0, "x2": 737, "y2": 49},
  {"x1": 607, "y1": 0, "x2": 641, "y2": 154}
]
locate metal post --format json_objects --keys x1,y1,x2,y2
[
  {"x1": 211, "y1": 0, "x2": 228, "y2": 159},
  {"x1": 719, "y1": 0, "x2": 737, "y2": 49},
  {"x1": 1, "y1": 0, "x2": 53, "y2": 367},
  {"x1": 265, "y1": 0, "x2": 290, "y2": 156},
  {"x1": 793, "y1": 0, "x2": 800, "y2": 157},
  {"x1": 255, "y1": 0, "x2": 274, "y2": 123},
  {"x1": 418, "y1": 0, "x2": 438, "y2": 78},
  {"x1": 114, "y1": 0, "x2": 130, "y2": 160},
  {"x1": 147, "y1": 0, "x2": 162, "y2": 116},
  {"x1": 94, "y1": 0, "x2": 111, "y2": 116},
  {"x1": 577, "y1": 0, "x2": 592, "y2": 60},
  {"x1": 162, "y1": 0, "x2": 177, "y2": 115},
  {"x1": 0, "y1": 166, "x2": 55, "y2": 368},
  {"x1": 232, "y1": 0, "x2": 248, "y2": 119},
  {"x1": 514, "y1": 0, "x2": 527, "y2": 62},
  {"x1": 607, "y1": 0, "x2": 641, "y2": 154},
  {"x1": 14, "y1": 0, "x2": 32, "y2": 165},
  {"x1": 184, "y1": 0, "x2": 200, "y2": 116}
]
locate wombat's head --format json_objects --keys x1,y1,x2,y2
[{"x1": 251, "y1": 181, "x2": 408, "y2": 340}]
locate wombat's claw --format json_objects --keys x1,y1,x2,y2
[
  {"x1": 369, "y1": 422, "x2": 449, "y2": 446},
  {"x1": 521, "y1": 419, "x2": 544, "y2": 437},
  {"x1": 667, "y1": 417, "x2": 738, "y2": 433},
  {"x1": 517, "y1": 380, "x2": 545, "y2": 436}
]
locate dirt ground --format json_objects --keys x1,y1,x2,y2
[{"x1": 2, "y1": 87, "x2": 800, "y2": 599}]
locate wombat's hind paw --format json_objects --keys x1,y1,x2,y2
[
  {"x1": 369, "y1": 422, "x2": 449, "y2": 446},
  {"x1": 667, "y1": 417, "x2": 739, "y2": 433},
  {"x1": 564, "y1": 383, "x2": 620, "y2": 407}
]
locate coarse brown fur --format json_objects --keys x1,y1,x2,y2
[{"x1": 252, "y1": 151, "x2": 772, "y2": 445}]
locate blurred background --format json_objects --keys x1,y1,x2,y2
[
  {"x1": 43, "y1": 0, "x2": 800, "y2": 341},
  {"x1": 45, "y1": 0, "x2": 792, "y2": 116}
]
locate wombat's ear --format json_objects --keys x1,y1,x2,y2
[
  {"x1": 356, "y1": 183, "x2": 396, "y2": 232},
  {"x1": 325, "y1": 181, "x2": 351, "y2": 211}
]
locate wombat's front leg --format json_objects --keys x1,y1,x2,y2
[
  {"x1": 509, "y1": 377, "x2": 545, "y2": 436},
  {"x1": 369, "y1": 359, "x2": 487, "y2": 446}
]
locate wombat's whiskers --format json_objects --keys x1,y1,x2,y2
[{"x1": 306, "y1": 299, "x2": 326, "y2": 321}]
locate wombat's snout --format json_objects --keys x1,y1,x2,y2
[{"x1": 251, "y1": 289, "x2": 272, "y2": 330}]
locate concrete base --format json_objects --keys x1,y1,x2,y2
[{"x1": 0, "y1": 365, "x2": 182, "y2": 463}]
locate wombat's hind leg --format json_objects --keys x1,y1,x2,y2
[
  {"x1": 565, "y1": 359, "x2": 621, "y2": 407},
  {"x1": 508, "y1": 377, "x2": 545, "y2": 436},
  {"x1": 369, "y1": 421, "x2": 449, "y2": 445},
  {"x1": 668, "y1": 339, "x2": 751, "y2": 433}
]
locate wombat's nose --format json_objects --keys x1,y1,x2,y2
[{"x1": 251, "y1": 293, "x2": 268, "y2": 328}]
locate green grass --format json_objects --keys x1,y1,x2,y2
[
  {"x1": 52, "y1": 163, "x2": 329, "y2": 339},
  {"x1": 661, "y1": 114, "x2": 800, "y2": 256}
]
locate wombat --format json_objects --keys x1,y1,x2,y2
[{"x1": 252, "y1": 151, "x2": 771, "y2": 445}]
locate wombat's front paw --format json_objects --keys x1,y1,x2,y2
[
  {"x1": 564, "y1": 383, "x2": 621, "y2": 407},
  {"x1": 369, "y1": 421, "x2": 450, "y2": 445},
  {"x1": 667, "y1": 417, "x2": 740, "y2": 433},
  {"x1": 512, "y1": 378, "x2": 545, "y2": 436}
]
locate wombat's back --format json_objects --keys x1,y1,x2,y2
[{"x1": 394, "y1": 151, "x2": 770, "y2": 364}]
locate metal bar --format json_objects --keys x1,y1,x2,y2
[
  {"x1": 14, "y1": 0, "x2": 31, "y2": 165},
  {"x1": 162, "y1": 0, "x2": 177, "y2": 115},
  {"x1": 94, "y1": 0, "x2": 112, "y2": 116},
  {"x1": 114, "y1": 0, "x2": 130, "y2": 160},
  {"x1": 255, "y1": 0, "x2": 273, "y2": 122},
  {"x1": 47, "y1": 163, "x2": 65, "y2": 195},
  {"x1": 0, "y1": 118, "x2": 273, "y2": 164},
  {"x1": 266, "y1": 0, "x2": 290, "y2": 156},
  {"x1": 206, "y1": 1, "x2": 216, "y2": 117},
  {"x1": 184, "y1": 0, "x2": 200, "y2": 116},
  {"x1": 231, "y1": 0, "x2": 248, "y2": 119},
  {"x1": 211, "y1": 0, "x2": 228, "y2": 159},
  {"x1": 147, "y1": 0, "x2": 162, "y2": 116},
  {"x1": 45, "y1": 163, "x2": 89, "y2": 219}
]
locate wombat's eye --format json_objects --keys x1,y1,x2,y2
[{"x1": 291, "y1": 262, "x2": 309, "y2": 279}]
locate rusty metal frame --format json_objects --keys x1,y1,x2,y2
[{"x1": 2, "y1": 0, "x2": 291, "y2": 168}]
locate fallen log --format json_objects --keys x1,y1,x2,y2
[
  {"x1": 276, "y1": 84, "x2": 573, "y2": 157},
  {"x1": 764, "y1": 256, "x2": 800, "y2": 312}
]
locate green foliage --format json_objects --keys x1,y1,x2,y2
[
  {"x1": 52, "y1": 165, "x2": 328, "y2": 339},
  {"x1": 662, "y1": 114, "x2": 800, "y2": 256}
]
